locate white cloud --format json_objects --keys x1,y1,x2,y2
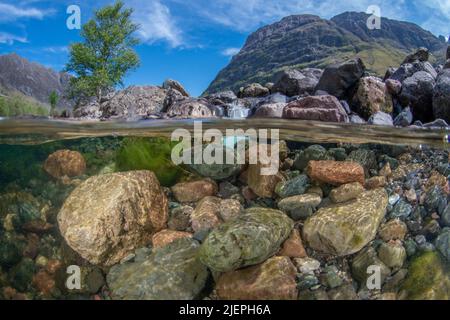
[
  {"x1": 127, "y1": 0, "x2": 183, "y2": 48},
  {"x1": 0, "y1": 31, "x2": 27, "y2": 44},
  {"x1": 42, "y1": 46, "x2": 69, "y2": 53},
  {"x1": 221, "y1": 47, "x2": 240, "y2": 56},
  {"x1": 0, "y1": 2, "x2": 51, "y2": 22}
]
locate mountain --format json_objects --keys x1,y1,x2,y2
[
  {"x1": 0, "y1": 53, "x2": 72, "y2": 111},
  {"x1": 205, "y1": 12, "x2": 448, "y2": 94}
]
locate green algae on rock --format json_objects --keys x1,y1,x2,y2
[
  {"x1": 115, "y1": 137, "x2": 186, "y2": 187},
  {"x1": 303, "y1": 188, "x2": 388, "y2": 256},
  {"x1": 199, "y1": 207, "x2": 294, "y2": 272},
  {"x1": 107, "y1": 238, "x2": 209, "y2": 300},
  {"x1": 399, "y1": 251, "x2": 450, "y2": 300}
]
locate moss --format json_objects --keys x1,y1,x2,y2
[
  {"x1": 115, "y1": 137, "x2": 187, "y2": 187},
  {"x1": 401, "y1": 251, "x2": 450, "y2": 300}
]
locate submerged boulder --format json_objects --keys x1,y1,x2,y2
[
  {"x1": 216, "y1": 256, "x2": 297, "y2": 300},
  {"x1": 199, "y1": 207, "x2": 294, "y2": 272},
  {"x1": 58, "y1": 170, "x2": 168, "y2": 266},
  {"x1": 107, "y1": 238, "x2": 208, "y2": 300},
  {"x1": 399, "y1": 251, "x2": 450, "y2": 300},
  {"x1": 43, "y1": 150, "x2": 86, "y2": 179},
  {"x1": 303, "y1": 188, "x2": 388, "y2": 256}
]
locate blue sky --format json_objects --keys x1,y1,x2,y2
[{"x1": 0, "y1": 0, "x2": 449, "y2": 96}]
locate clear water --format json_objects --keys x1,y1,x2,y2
[{"x1": 0, "y1": 118, "x2": 448, "y2": 300}]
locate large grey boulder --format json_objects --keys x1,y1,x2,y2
[
  {"x1": 315, "y1": 58, "x2": 365, "y2": 99},
  {"x1": 433, "y1": 69, "x2": 450, "y2": 122},
  {"x1": 399, "y1": 71, "x2": 435, "y2": 122},
  {"x1": 107, "y1": 238, "x2": 209, "y2": 300},
  {"x1": 199, "y1": 207, "x2": 294, "y2": 272},
  {"x1": 166, "y1": 98, "x2": 215, "y2": 118},
  {"x1": 273, "y1": 68, "x2": 323, "y2": 97}
]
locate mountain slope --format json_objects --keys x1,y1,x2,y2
[
  {"x1": 205, "y1": 12, "x2": 447, "y2": 94},
  {"x1": 0, "y1": 53, "x2": 72, "y2": 111}
]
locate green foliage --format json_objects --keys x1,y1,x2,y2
[
  {"x1": 65, "y1": 1, "x2": 140, "y2": 102},
  {"x1": 116, "y1": 137, "x2": 187, "y2": 187},
  {"x1": 0, "y1": 94, "x2": 49, "y2": 117},
  {"x1": 49, "y1": 91, "x2": 59, "y2": 114}
]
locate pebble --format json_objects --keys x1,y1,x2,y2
[{"x1": 294, "y1": 257, "x2": 321, "y2": 274}]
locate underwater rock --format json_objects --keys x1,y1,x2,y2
[
  {"x1": 58, "y1": 170, "x2": 168, "y2": 267},
  {"x1": 351, "y1": 246, "x2": 391, "y2": 286},
  {"x1": 115, "y1": 137, "x2": 185, "y2": 187},
  {"x1": 171, "y1": 179, "x2": 218, "y2": 203},
  {"x1": 199, "y1": 207, "x2": 293, "y2": 272},
  {"x1": 293, "y1": 145, "x2": 331, "y2": 170},
  {"x1": 303, "y1": 188, "x2": 388, "y2": 256},
  {"x1": 152, "y1": 229, "x2": 192, "y2": 249},
  {"x1": 107, "y1": 238, "x2": 208, "y2": 300},
  {"x1": 278, "y1": 228, "x2": 307, "y2": 258},
  {"x1": 329, "y1": 182, "x2": 364, "y2": 203},
  {"x1": 191, "y1": 196, "x2": 243, "y2": 232},
  {"x1": 399, "y1": 251, "x2": 450, "y2": 300},
  {"x1": 378, "y1": 219, "x2": 408, "y2": 241},
  {"x1": 277, "y1": 193, "x2": 322, "y2": 220},
  {"x1": 307, "y1": 160, "x2": 365, "y2": 186},
  {"x1": 275, "y1": 174, "x2": 310, "y2": 198},
  {"x1": 43, "y1": 150, "x2": 86, "y2": 179},
  {"x1": 377, "y1": 242, "x2": 406, "y2": 269},
  {"x1": 435, "y1": 228, "x2": 450, "y2": 261},
  {"x1": 216, "y1": 256, "x2": 297, "y2": 300}
]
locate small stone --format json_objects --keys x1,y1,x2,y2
[
  {"x1": 321, "y1": 265, "x2": 344, "y2": 289},
  {"x1": 191, "y1": 197, "x2": 243, "y2": 232},
  {"x1": 328, "y1": 284, "x2": 358, "y2": 300},
  {"x1": 297, "y1": 274, "x2": 320, "y2": 290},
  {"x1": 378, "y1": 219, "x2": 408, "y2": 241},
  {"x1": 365, "y1": 176, "x2": 386, "y2": 189},
  {"x1": 294, "y1": 257, "x2": 321, "y2": 274},
  {"x1": 216, "y1": 256, "x2": 297, "y2": 300},
  {"x1": 32, "y1": 270, "x2": 56, "y2": 297},
  {"x1": 168, "y1": 205, "x2": 193, "y2": 231},
  {"x1": 278, "y1": 229, "x2": 307, "y2": 258},
  {"x1": 152, "y1": 229, "x2": 192, "y2": 249},
  {"x1": 275, "y1": 174, "x2": 310, "y2": 198},
  {"x1": 307, "y1": 160, "x2": 365, "y2": 186},
  {"x1": 278, "y1": 193, "x2": 322, "y2": 220},
  {"x1": 294, "y1": 145, "x2": 331, "y2": 170},
  {"x1": 330, "y1": 182, "x2": 364, "y2": 203},
  {"x1": 171, "y1": 179, "x2": 218, "y2": 203},
  {"x1": 351, "y1": 247, "x2": 391, "y2": 286},
  {"x1": 404, "y1": 189, "x2": 417, "y2": 203},
  {"x1": 390, "y1": 200, "x2": 412, "y2": 219},
  {"x1": 378, "y1": 242, "x2": 406, "y2": 269}
]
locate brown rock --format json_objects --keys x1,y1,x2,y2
[
  {"x1": 168, "y1": 205, "x2": 193, "y2": 231},
  {"x1": 247, "y1": 144, "x2": 283, "y2": 198},
  {"x1": 216, "y1": 256, "x2": 297, "y2": 300},
  {"x1": 152, "y1": 229, "x2": 192, "y2": 249},
  {"x1": 171, "y1": 179, "x2": 218, "y2": 203},
  {"x1": 385, "y1": 79, "x2": 402, "y2": 96},
  {"x1": 22, "y1": 220, "x2": 53, "y2": 234},
  {"x1": 242, "y1": 186, "x2": 257, "y2": 201},
  {"x1": 424, "y1": 171, "x2": 447, "y2": 192},
  {"x1": 330, "y1": 182, "x2": 364, "y2": 203},
  {"x1": 307, "y1": 160, "x2": 365, "y2": 186},
  {"x1": 278, "y1": 229, "x2": 307, "y2": 258},
  {"x1": 365, "y1": 176, "x2": 387, "y2": 189},
  {"x1": 58, "y1": 171, "x2": 168, "y2": 267},
  {"x1": 253, "y1": 103, "x2": 286, "y2": 118},
  {"x1": 379, "y1": 162, "x2": 392, "y2": 177},
  {"x1": 43, "y1": 150, "x2": 86, "y2": 179},
  {"x1": 45, "y1": 259, "x2": 63, "y2": 275},
  {"x1": 191, "y1": 196, "x2": 243, "y2": 232},
  {"x1": 378, "y1": 220, "x2": 408, "y2": 241},
  {"x1": 354, "y1": 76, "x2": 393, "y2": 118},
  {"x1": 32, "y1": 270, "x2": 56, "y2": 296},
  {"x1": 282, "y1": 95, "x2": 348, "y2": 122}
]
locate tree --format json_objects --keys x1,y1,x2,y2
[
  {"x1": 49, "y1": 91, "x2": 59, "y2": 114},
  {"x1": 65, "y1": 1, "x2": 140, "y2": 103}
]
